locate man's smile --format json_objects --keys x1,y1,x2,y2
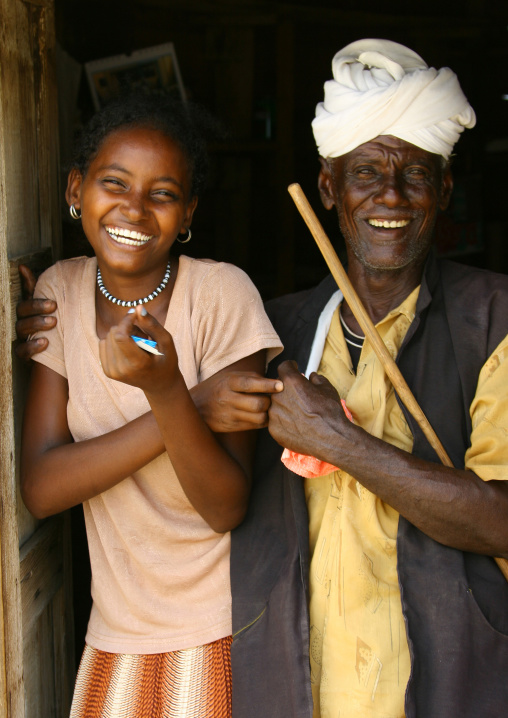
[{"x1": 367, "y1": 218, "x2": 411, "y2": 229}]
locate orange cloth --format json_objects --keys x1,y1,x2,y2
[
  {"x1": 70, "y1": 637, "x2": 232, "y2": 718},
  {"x1": 281, "y1": 399, "x2": 353, "y2": 478}
]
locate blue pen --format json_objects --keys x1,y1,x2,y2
[{"x1": 131, "y1": 335, "x2": 163, "y2": 356}]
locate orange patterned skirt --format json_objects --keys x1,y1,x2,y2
[{"x1": 69, "y1": 636, "x2": 232, "y2": 718}]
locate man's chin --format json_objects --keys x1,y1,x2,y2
[{"x1": 352, "y1": 246, "x2": 430, "y2": 275}]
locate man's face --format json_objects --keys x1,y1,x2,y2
[{"x1": 318, "y1": 135, "x2": 453, "y2": 273}]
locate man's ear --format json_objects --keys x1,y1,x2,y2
[
  {"x1": 318, "y1": 157, "x2": 336, "y2": 210},
  {"x1": 65, "y1": 168, "x2": 83, "y2": 210},
  {"x1": 438, "y1": 165, "x2": 454, "y2": 212}
]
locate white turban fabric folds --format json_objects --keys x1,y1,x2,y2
[{"x1": 312, "y1": 39, "x2": 476, "y2": 160}]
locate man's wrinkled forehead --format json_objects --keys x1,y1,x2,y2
[{"x1": 328, "y1": 136, "x2": 445, "y2": 173}]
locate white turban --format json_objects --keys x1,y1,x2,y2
[{"x1": 312, "y1": 39, "x2": 476, "y2": 160}]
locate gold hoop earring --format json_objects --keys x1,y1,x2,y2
[
  {"x1": 177, "y1": 228, "x2": 192, "y2": 244},
  {"x1": 70, "y1": 204, "x2": 81, "y2": 220}
]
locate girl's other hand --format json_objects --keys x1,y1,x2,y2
[
  {"x1": 99, "y1": 306, "x2": 179, "y2": 393},
  {"x1": 192, "y1": 365, "x2": 284, "y2": 433}
]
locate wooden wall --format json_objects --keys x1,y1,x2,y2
[{"x1": 0, "y1": 0, "x2": 74, "y2": 715}]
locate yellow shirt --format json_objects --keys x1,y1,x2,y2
[{"x1": 305, "y1": 288, "x2": 508, "y2": 718}]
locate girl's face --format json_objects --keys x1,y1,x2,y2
[{"x1": 66, "y1": 125, "x2": 197, "y2": 281}]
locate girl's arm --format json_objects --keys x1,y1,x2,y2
[
  {"x1": 21, "y1": 310, "x2": 278, "y2": 531},
  {"x1": 21, "y1": 362, "x2": 166, "y2": 519},
  {"x1": 99, "y1": 307, "x2": 267, "y2": 533}
]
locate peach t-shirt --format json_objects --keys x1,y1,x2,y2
[{"x1": 33, "y1": 255, "x2": 282, "y2": 654}]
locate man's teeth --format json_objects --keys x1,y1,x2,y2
[
  {"x1": 106, "y1": 227, "x2": 153, "y2": 246},
  {"x1": 368, "y1": 219, "x2": 410, "y2": 229}
]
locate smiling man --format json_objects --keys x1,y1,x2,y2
[{"x1": 230, "y1": 39, "x2": 508, "y2": 718}]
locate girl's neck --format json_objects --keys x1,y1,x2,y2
[{"x1": 95, "y1": 256, "x2": 179, "y2": 340}]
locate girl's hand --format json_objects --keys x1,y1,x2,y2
[{"x1": 99, "y1": 306, "x2": 179, "y2": 394}]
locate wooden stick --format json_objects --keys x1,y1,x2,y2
[
  {"x1": 289, "y1": 182, "x2": 453, "y2": 465},
  {"x1": 288, "y1": 182, "x2": 508, "y2": 582}
]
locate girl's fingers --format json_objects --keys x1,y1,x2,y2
[
  {"x1": 129, "y1": 306, "x2": 167, "y2": 343},
  {"x1": 99, "y1": 308, "x2": 176, "y2": 389},
  {"x1": 114, "y1": 308, "x2": 140, "y2": 337},
  {"x1": 109, "y1": 309, "x2": 161, "y2": 357}
]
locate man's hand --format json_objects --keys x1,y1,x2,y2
[
  {"x1": 268, "y1": 360, "x2": 353, "y2": 456},
  {"x1": 268, "y1": 366, "x2": 508, "y2": 557},
  {"x1": 15, "y1": 265, "x2": 56, "y2": 361}
]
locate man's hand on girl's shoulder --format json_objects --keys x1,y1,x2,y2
[{"x1": 15, "y1": 265, "x2": 57, "y2": 362}]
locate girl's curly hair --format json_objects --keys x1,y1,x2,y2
[{"x1": 71, "y1": 91, "x2": 223, "y2": 198}]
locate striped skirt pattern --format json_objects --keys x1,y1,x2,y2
[{"x1": 69, "y1": 636, "x2": 232, "y2": 718}]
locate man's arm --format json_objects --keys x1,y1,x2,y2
[{"x1": 268, "y1": 361, "x2": 508, "y2": 558}]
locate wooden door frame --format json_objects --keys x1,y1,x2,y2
[
  {"x1": 0, "y1": 0, "x2": 72, "y2": 715},
  {"x1": 0, "y1": 81, "x2": 25, "y2": 718}
]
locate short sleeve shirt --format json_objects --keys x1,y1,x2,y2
[{"x1": 32, "y1": 255, "x2": 282, "y2": 654}]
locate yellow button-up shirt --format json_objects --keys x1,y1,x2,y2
[{"x1": 305, "y1": 288, "x2": 508, "y2": 718}]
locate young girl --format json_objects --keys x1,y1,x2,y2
[{"x1": 21, "y1": 93, "x2": 282, "y2": 717}]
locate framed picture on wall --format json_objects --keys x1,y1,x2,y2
[{"x1": 85, "y1": 42, "x2": 186, "y2": 110}]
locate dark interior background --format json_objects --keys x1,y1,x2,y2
[
  {"x1": 55, "y1": 0, "x2": 508, "y2": 298},
  {"x1": 53, "y1": 0, "x2": 508, "y2": 663}
]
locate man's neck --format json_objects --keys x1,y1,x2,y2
[{"x1": 342, "y1": 257, "x2": 425, "y2": 332}]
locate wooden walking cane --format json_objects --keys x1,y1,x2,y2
[{"x1": 288, "y1": 182, "x2": 508, "y2": 582}]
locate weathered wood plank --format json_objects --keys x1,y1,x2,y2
[
  {"x1": 0, "y1": 2, "x2": 40, "y2": 262},
  {"x1": 0, "y1": 59, "x2": 13, "y2": 715},
  {"x1": 21, "y1": 0, "x2": 52, "y2": 7},
  {"x1": 0, "y1": 0, "x2": 28, "y2": 710},
  {"x1": 52, "y1": 519, "x2": 75, "y2": 718},
  {"x1": 1, "y1": 0, "x2": 68, "y2": 715},
  {"x1": 23, "y1": 603, "x2": 56, "y2": 718},
  {"x1": 20, "y1": 516, "x2": 64, "y2": 637},
  {"x1": 20, "y1": 515, "x2": 74, "y2": 717},
  {"x1": 29, "y1": 0, "x2": 62, "y2": 257}
]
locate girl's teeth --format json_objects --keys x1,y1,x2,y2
[{"x1": 106, "y1": 227, "x2": 152, "y2": 245}]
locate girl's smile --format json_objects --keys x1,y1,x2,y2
[{"x1": 105, "y1": 226, "x2": 154, "y2": 246}]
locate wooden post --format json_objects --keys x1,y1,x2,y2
[{"x1": 0, "y1": 0, "x2": 74, "y2": 715}]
